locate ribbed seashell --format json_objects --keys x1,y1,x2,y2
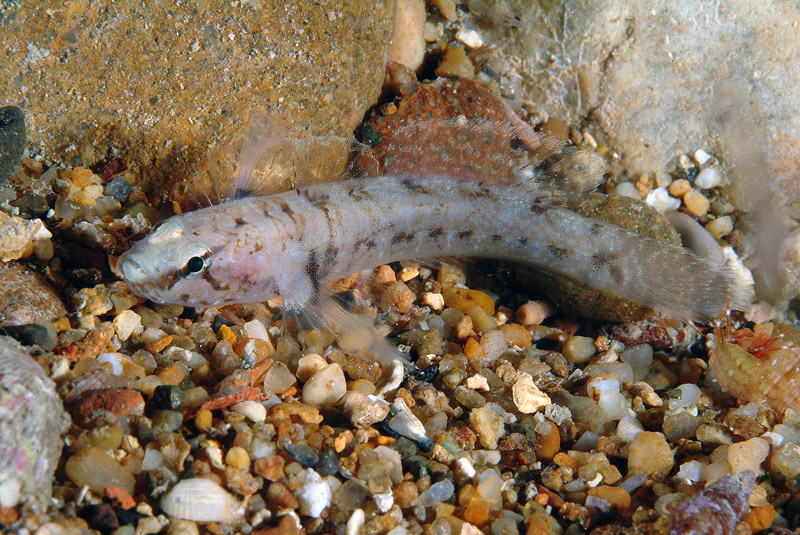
[
  {"x1": 0, "y1": 337, "x2": 70, "y2": 509},
  {"x1": 709, "y1": 338, "x2": 800, "y2": 413},
  {"x1": 57, "y1": 364, "x2": 113, "y2": 403},
  {"x1": 160, "y1": 478, "x2": 244, "y2": 524}
]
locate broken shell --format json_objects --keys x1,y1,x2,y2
[
  {"x1": 0, "y1": 337, "x2": 70, "y2": 509},
  {"x1": 160, "y1": 478, "x2": 244, "y2": 524}
]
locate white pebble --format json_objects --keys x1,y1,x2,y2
[
  {"x1": 620, "y1": 344, "x2": 653, "y2": 368},
  {"x1": 345, "y1": 509, "x2": 366, "y2": 535},
  {"x1": 456, "y1": 28, "x2": 483, "y2": 48},
  {"x1": 302, "y1": 363, "x2": 347, "y2": 407},
  {"x1": 231, "y1": 400, "x2": 267, "y2": 423},
  {"x1": 616, "y1": 415, "x2": 644, "y2": 442},
  {"x1": 676, "y1": 460, "x2": 705, "y2": 483},
  {"x1": 586, "y1": 374, "x2": 620, "y2": 400},
  {"x1": 512, "y1": 373, "x2": 551, "y2": 413},
  {"x1": 645, "y1": 187, "x2": 681, "y2": 212},
  {"x1": 243, "y1": 319, "x2": 269, "y2": 341},
  {"x1": 705, "y1": 216, "x2": 733, "y2": 239},
  {"x1": 141, "y1": 448, "x2": 164, "y2": 471},
  {"x1": 693, "y1": 149, "x2": 712, "y2": 165},
  {"x1": 296, "y1": 354, "x2": 328, "y2": 381},
  {"x1": 114, "y1": 310, "x2": 142, "y2": 341},
  {"x1": 615, "y1": 182, "x2": 641, "y2": 199},
  {"x1": 597, "y1": 390, "x2": 630, "y2": 421},
  {"x1": 373, "y1": 490, "x2": 394, "y2": 513},
  {"x1": 294, "y1": 469, "x2": 331, "y2": 518},
  {"x1": 0, "y1": 479, "x2": 21, "y2": 508},
  {"x1": 465, "y1": 374, "x2": 490, "y2": 391},
  {"x1": 97, "y1": 352, "x2": 124, "y2": 375},
  {"x1": 694, "y1": 167, "x2": 720, "y2": 189},
  {"x1": 412, "y1": 479, "x2": 454, "y2": 507},
  {"x1": 457, "y1": 457, "x2": 476, "y2": 478}
]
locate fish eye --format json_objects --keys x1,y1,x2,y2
[{"x1": 186, "y1": 256, "x2": 205, "y2": 274}]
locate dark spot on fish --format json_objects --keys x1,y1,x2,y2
[
  {"x1": 402, "y1": 180, "x2": 431, "y2": 195},
  {"x1": 518, "y1": 237, "x2": 529, "y2": 246},
  {"x1": 392, "y1": 231, "x2": 415, "y2": 244},
  {"x1": 491, "y1": 234, "x2": 502, "y2": 243},
  {"x1": 324, "y1": 243, "x2": 339, "y2": 266},
  {"x1": 165, "y1": 272, "x2": 179, "y2": 290},
  {"x1": 365, "y1": 239, "x2": 377, "y2": 250},
  {"x1": 428, "y1": 227, "x2": 444, "y2": 238},
  {"x1": 253, "y1": 243, "x2": 263, "y2": 252},
  {"x1": 180, "y1": 293, "x2": 190, "y2": 302},
  {"x1": 306, "y1": 250, "x2": 321, "y2": 293},
  {"x1": 201, "y1": 271, "x2": 230, "y2": 292},
  {"x1": 530, "y1": 202, "x2": 547, "y2": 215},
  {"x1": 235, "y1": 217, "x2": 246, "y2": 227},
  {"x1": 590, "y1": 223, "x2": 604, "y2": 236},
  {"x1": 458, "y1": 229, "x2": 473, "y2": 240},
  {"x1": 609, "y1": 264, "x2": 625, "y2": 285},
  {"x1": 591, "y1": 252, "x2": 614, "y2": 270},
  {"x1": 547, "y1": 244, "x2": 568, "y2": 258}
]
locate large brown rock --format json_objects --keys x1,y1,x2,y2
[{"x1": 1, "y1": 1, "x2": 395, "y2": 204}]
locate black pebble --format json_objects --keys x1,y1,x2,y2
[
  {"x1": 402, "y1": 455, "x2": 430, "y2": 479},
  {"x1": 212, "y1": 314, "x2": 236, "y2": 332},
  {"x1": 104, "y1": 175, "x2": 133, "y2": 203},
  {"x1": 415, "y1": 364, "x2": 438, "y2": 383},
  {"x1": 80, "y1": 504, "x2": 119, "y2": 533},
  {"x1": 315, "y1": 449, "x2": 340, "y2": 476},
  {"x1": 116, "y1": 509, "x2": 145, "y2": 526},
  {"x1": 0, "y1": 322, "x2": 57, "y2": 351},
  {"x1": 0, "y1": 105, "x2": 26, "y2": 184},
  {"x1": 10, "y1": 193, "x2": 50, "y2": 218},
  {"x1": 284, "y1": 442, "x2": 320, "y2": 467},
  {"x1": 152, "y1": 385, "x2": 184, "y2": 410}
]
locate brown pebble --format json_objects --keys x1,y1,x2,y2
[
  {"x1": 251, "y1": 514, "x2": 303, "y2": 535},
  {"x1": 587, "y1": 485, "x2": 631, "y2": 510},
  {"x1": 534, "y1": 420, "x2": 561, "y2": 462},
  {"x1": 435, "y1": 46, "x2": 474, "y2": 78},
  {"x1": 266, "y1": 482, "x2": 299, "y2": 509},
  {"x1": 393, "y1": 481, "x2": 419, "y2": 509},
  {"x1": 254, "y1": 456, "x2": 285, "y2": 481},
  {"x1": 145, "y1": 334, "x2": 173, "y2": 353}
]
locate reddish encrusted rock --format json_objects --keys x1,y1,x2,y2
[{"x1": 72, "y1": 387, "x2": 144, "y2": 428}]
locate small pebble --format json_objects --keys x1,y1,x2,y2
[
  {"x1": 152, "y1": 385, "x2": 184, "y2": 410},
  {"x1": 627, "y1": 432, "x2": 674, "y2": 478},
  {"x1": 225, "y1": 446, "x2": 250, "y2": 470},
  {"x1": 230, "y1": 400, "x2": 267, "y2": 423},
  {"x1": 667, "y1": 179, "x2": 691, "y2": 197},
  {"x1": 512, "y1": 374, "x2": 551, "y2": 413},
  {"x1": 727, "y1": 437, "x2": 769, "y2": 474},
  {"x1": 294, "y1": 469, "x2": 331, "y2": 518},
  {"x1": 683, "y1": 190, "x2": 710, "y2": 217},
  {"x1": 285, "y1": 443, "x2": 320, "y2": 467},
  {"x1": 694, "y1": 167, "x2": 721, "y2": 189},
  {"x1": 705, "y1": 215, "x2": 733, "y2": 239},
  {"x1": 302, "y1": 363, "x2": 347, "y2": 407},
  {"x1": 435, "y1": 46, "x2": 474, "y2": 79},
  {"x1": 562, "y1": 335, "x2": 596, "y2": 364},
  {"x1": 645, "y1": 187, "x2": 680, "y2": 212}
]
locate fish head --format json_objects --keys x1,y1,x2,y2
[{"x1": 116, "y1": 206, "x2": 278, "y2": 307}]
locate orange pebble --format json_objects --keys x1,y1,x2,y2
[
  {"x1": 217, "y1": 324, "x2": 236, "y2": 345},
  {"x1": 464, "y1": 337, "x2": 484, "y2": 360},
  {"x1": 443, "y1": 287, "x2": 495, "y2": 316},
  {"x1": 157, "y1": 364, "x2": 185, "y2": 386},
  {"x1": 462, "y1": 502, "x2": 490, "y2": 526},
  {"x1": 744, "y1": 504, "x2": 775, "y2": 532},
  {"x1": 145, "y1": 334, "x2": 173, "y2": 353}
]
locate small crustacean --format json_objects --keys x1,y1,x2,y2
[{"x1": 709, "y1": 307, "x2": 800, "y2": 412}]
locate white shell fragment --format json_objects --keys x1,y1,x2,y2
[
  {"x1": 294, "y1": 469, "x2": 331, "y2": 518},
  {"x1": 160, "y1": 478, "x2": 244, "y2": 524},
  {"x1": 512, "y1": 373, "x2": 551, "y2": 413}
]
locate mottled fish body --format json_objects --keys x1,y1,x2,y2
[{"x1": 119, "y1": 174, "x2": 750, "y2": 324}]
